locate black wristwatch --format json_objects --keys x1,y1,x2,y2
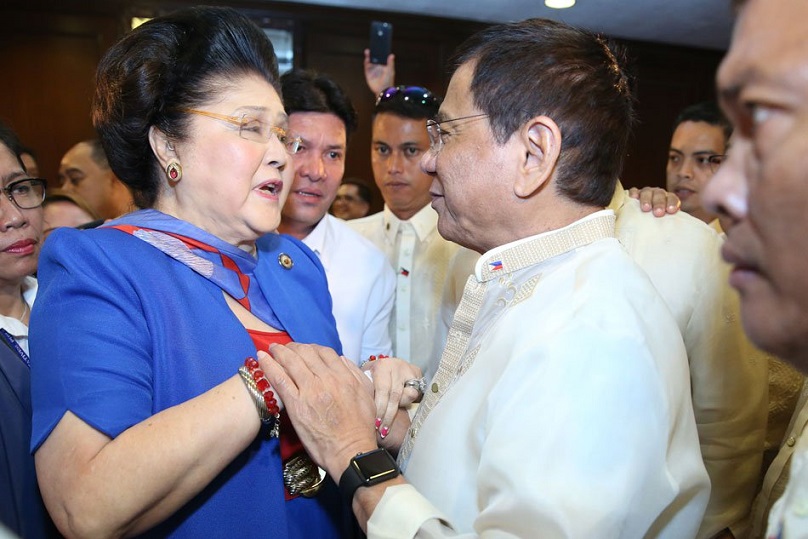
[{"x1": 338, "y1": 448, "x2": 400, "y2": 502}]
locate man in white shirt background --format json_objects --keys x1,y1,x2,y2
[
  {"x1": 666, "y1": 101, "x2": 731, "y2": 233},
  {"x1": 330, "y1": 178, "x2": 372, "y2": 221},
  {"x1": 349, "y1": 86, "x2": 465, "y2": 372},
  {"x1": 277, "y1": 69, "x2": 395, "y2": 364},
  {"x1": 655, "y1": 98, "x2": 796, "y2": 538}
]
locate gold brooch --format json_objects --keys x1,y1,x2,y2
[{"x1": 278, "y1": 253, "x2": 293, "y2": 269}]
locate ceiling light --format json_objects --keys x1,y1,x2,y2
[{"x1": 545, "y1": 0, "x2": 575, "y2": 8}]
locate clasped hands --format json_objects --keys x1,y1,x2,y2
[{"x1": 258, "y1": 343, "x2": 421, "y2": 476}]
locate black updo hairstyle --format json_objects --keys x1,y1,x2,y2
[
  {"x1": 92, "y1": 6, "x2": 280, "y2": 208},
  {"x1": 0, "y1": 120, "x2": 25, "y2": 169}
]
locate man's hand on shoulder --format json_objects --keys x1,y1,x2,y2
[{"x1": 628, "y1": 186, "x2": 681, "y2": 217}]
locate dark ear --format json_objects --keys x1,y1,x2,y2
[{"x1": 514, "y1": 115, "x2": 561, "y2": 198}]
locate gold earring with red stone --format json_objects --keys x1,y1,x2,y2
[{"x1": 165, "y1": 161, "x2": 183, "y2": 182}]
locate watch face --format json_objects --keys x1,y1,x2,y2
[{"x1": 353, "y1": 448, "x2": 399, "y2": 484}]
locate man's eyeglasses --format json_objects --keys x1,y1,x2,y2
[
  {"x1": 708, "y1": 154, "x2": 726, "y2": 175},
  {"x1": 375, "y1": 86, "x2": 438, "y2": 108},
  {"x1": 2, "y1": 178, "x2": 46, "y2": 210},
  {"x1": 182, "y1": 109, "x2": 302, "y2": 154},
  {"x1": 426, "y1": 114, "x2": 489, "y2": 153}
]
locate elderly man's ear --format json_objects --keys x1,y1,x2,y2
[{"x1": 514, "y1": 116, "x2": 561, "y2": 199}]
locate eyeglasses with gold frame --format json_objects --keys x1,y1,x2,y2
[{"x1": 182, "y1": 109, "x2": 302, "y2": 154}]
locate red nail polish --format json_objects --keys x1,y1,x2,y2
[
  {"x1": 380, "y1": 426, "x2": 389, "y2": 438},
  {"x1": 375, "y1": 418, "x2": 382, "y2": 429}
]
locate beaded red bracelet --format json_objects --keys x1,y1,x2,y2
[
  {"x1": 238, "y1": 356, "x2": 280, "y2": 436},
  {"x1": 246, "y1": 357, "x2": 280, "y2": 415}
]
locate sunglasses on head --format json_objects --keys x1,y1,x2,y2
[{"x1": 375, "y1": 85, "x2": 438, "y2": 107}]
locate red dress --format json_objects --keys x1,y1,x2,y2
[{"x1": 248, "y1": 328, "x2": 293, "y2": 351}]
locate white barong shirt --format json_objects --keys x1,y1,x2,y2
[{"x1": 370, "y1": 211, "x2": 710, "y2": 538}]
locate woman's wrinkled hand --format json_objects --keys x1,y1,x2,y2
[{"x1": 363, "y1": 356, "x2": 422, "y2": 439}]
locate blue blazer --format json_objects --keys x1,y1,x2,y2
[{"x1": 31, "y1": 227, "x2": 353, "y2": 538}]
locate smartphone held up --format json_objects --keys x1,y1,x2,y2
[{"x1": 369, "y1": 21, "x2": 393, "y2": 65}]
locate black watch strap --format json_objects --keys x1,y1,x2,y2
[
  {"x1": 338, "y1": 459, "x2": 366, "y2": 502},
  {"x1": 338, "y1": 448, "x2": 400, "y2": 502}
]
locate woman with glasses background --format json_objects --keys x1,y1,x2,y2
[
  {"x1": 26, "y1": 7, "x2": 379, "y2": 538},
  {"x1": 0, "y1": 120, "x2": 56, "y2": 537}
]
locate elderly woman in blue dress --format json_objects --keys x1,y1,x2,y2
[{"x1": 29, "y1": 7, "x2": 419, "y2": 538}]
